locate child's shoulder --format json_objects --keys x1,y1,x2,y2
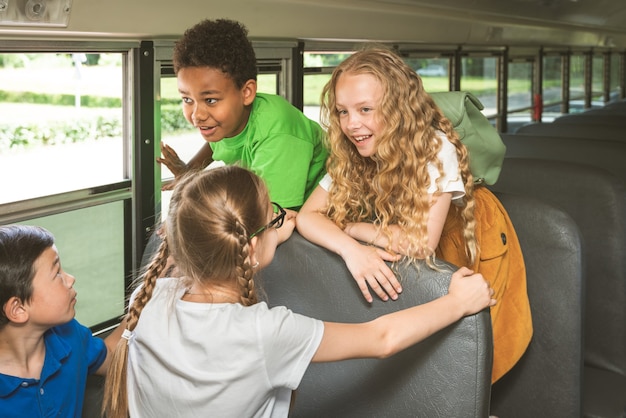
[
  {"x1": 252, "y1": 92, "x2": 291, "y2": 111},
  {"x1": 250, "y1": 92, "x2": 322, "y2": 134},
  {"x1": 46, "y1": 319, "x2": 106, "y2": 363},
  {"x1": 51, "y1": 318, "x2": 93, "y2": 338}
]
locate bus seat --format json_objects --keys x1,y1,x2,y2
[
  {"x1": 514, "y1": 122, "x2": 626, "y2": 142},
  {"x1": 500, "y1": 133, "x2": 626, "y2": 183},
  {"x1": 553, "y1": 113, "x2": 626, "y2": 126},
  {"x1": 606, "y1": 100, "x2": 626, "y2": 110},
  {"x1": 489, "y1": 158, "x2": 626, "y2": 418},
  {"x1": 566, "y1": 107, "x2": 626, "y2": 116},
  {"x1": 260, "y1": 231, "x2": 493, "y2": 418},
  {"x1": 489, "y1": 192, "x2": 584, "y2": 418},
  {"x1": 82, "y1": 374, "x2": 104, "y2": 418}
]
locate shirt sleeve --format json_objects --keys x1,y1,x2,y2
[
  {"x1": 258, "y1": 305, "x2": 324, "y2": 390},
  {"x1": 58, "y1": 319, "x2": 108, "y2": 375},
  {"x1": 319, "y1": 172, "x2": 332, "y2": 191},
  {"x1": 427, "y1": 133, "x2": 465, "y2": 201}
]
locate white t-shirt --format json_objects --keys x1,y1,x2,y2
[
  {"x1": 127, "y1": 277, "x2": 324, "y2": 418},
  {"x1": 320, "y1": 132, "x2": 465, "y2": 201}
]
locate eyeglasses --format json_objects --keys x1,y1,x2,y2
[{"x1": 249, "y1": 202, "x2": 286, "y2": 238}]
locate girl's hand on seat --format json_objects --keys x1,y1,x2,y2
[
  {"x1": 448, "y1": 267, "x2": 497, "y2": 316},
  {"x1": 342, "y1": 244, "x2": 402, "y2": 303}
]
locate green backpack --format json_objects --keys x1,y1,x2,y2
[{"x1": 430, "y1": 91, "x2": 506, "y2": 185}]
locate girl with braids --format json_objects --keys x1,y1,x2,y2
[
  {"x1": 297, "y1": 47, "x2": 532, "y2": 383},
  {"x1": 103, "y1": 165, "x2": 495, "y2": 418}
]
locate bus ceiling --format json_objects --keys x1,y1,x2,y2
[{"x1": 0, "y1": 0, "x2": 625, "y2": 49}]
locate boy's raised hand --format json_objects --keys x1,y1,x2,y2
[
  {"x1": 157, "y1": 143, "x2": 188, "y2": 177},
  {"x1": 447, "y1": 267, "x2": 496, "y2": 316}
]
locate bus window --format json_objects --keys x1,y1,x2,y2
[
  {"x1": 610, "y1": 53, "x2": 621, "y2": 102},
  {"x1": 303, "y1": 51, "x2": 352, "y2": 124},
  {"x1": 258, "y1": 73, "x2": 279, "y2": 95},
  {"x1": 303, "y1": 71, "x2": 329, "y2": 125},
  {"x1": 460, "y1": 56, "x2": 498, "y2": 117},
  {"x1": 0, "y1": 51, "x2": 130, "y2": 331},
  {"x1": 570, "y1": 54, "x2": 585, "y2": 111},
  {"x1": 592, "y1": 54, "x2": 604, "y2": 105},
  {"x1": 410, "y1": 58, "x2": 449, "y2": 92},
  {"x1": 17, "y1": 202, "x2": 126, "y2": 327},
  {"x1": 0, "y1": 52, "x2": 125, "y2": 204},
  {"x1": 542, "y1": 54, "x2": 563, "y2": 118},
  {"x1": 507, "y1": 59, "x2": 533, "y2": 132}
]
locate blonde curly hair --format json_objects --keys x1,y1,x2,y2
[{"x1": 320, "y1": 47, "x2": 477, "y2": 264}]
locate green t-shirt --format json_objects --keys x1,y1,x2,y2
[{"x1": 211, "y1": 93, "x2": 328, "y2": 210}]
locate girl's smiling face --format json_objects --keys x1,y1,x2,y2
[{"x1": 335, "y1": 72, "x2": 384, "y2": 158}]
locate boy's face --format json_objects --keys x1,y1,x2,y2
[
  {"x1": 26, "y1": 245, "x2": 77, "y2": 327},
  {"x1": 177, "y1": 66, "x2": 256, "y2": 143},
  {"x1": 335, "y1": 72, "x2": 384, "y2": 159}
]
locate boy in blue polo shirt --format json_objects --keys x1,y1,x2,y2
[{"x1": 0, "y1": 225, "x2": 123, "y2": 418}]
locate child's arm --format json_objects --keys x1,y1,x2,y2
[
  {"x1": 277, "y1": 209, "x2": 297, "y2": 244},
  {"x1": 94, "y1": 318, "x2": 127, "y2": 376},
  {"x1": 344, "y1": 193, "x2": 452, "y2": 256},
  {"x1": 312, "y1": 267, "x2": 495, "y2": 362},
  {"x1": 297, "y1": 186, "x2": 402, "y2": 303}
]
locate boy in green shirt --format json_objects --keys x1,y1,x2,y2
[{"x1": 158, "y1": 18, "x2": 327, "y2": 210}]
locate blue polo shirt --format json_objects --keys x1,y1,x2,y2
[{"x1": 0, "y1": 319, "x2": 107, "y2": 418}]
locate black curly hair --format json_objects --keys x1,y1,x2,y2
[{"x1": 173, "y1": 19, "x2": 257, "y2": 88}]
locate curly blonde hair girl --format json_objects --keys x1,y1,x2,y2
[
  {"x1": 320, "y1": 47, "x2": 477, "y2": 264},
  {"x1": 103, "y1": 166, "x2": 269, "y2": 418}
]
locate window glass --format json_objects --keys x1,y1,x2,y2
[
  {"x1": 569, "y1": 54, "x2": 585, "y2": 107},
  {"x1": 609, "y1": 53, "x2": 621, "y2": 102},
  {"x1": 303, "y1": 73, "x2": 330, "y2": 124},
  {"x1": 303, "y1": 52, "x2": 351, "y2": 125},
  {"x1": 507, "y1": 60, "x2": 533, "y2": 131},
  {"x1": 17, "y1": 201, "x2": 126, "y2": 327},
  {"x1": 0, "y1": 53, "x2": 125, "y2": 204},
  {"x1": 408, "y1": 57, "x2": 449, "y2": 92},
  {"x1": 591, "y1": 55, "x2": 604, "y2": 104},
  {"x1": 258, "y1": 73, "x2": 278, "y2": 95},
  {"x1": 542, "y1": 55, "x2": 563, "y2": 118},
  {"x1": 460, "y1": 56, "x2": 498, "y2": 117},
  {"x1": 303, "y1": 52, "x2": 452, "y2": 124}
]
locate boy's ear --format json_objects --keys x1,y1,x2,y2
[
  {"x1": 3, "y1": 297, "x2": 29, "y2": 324},
  {"x1": 241, "y1": 79, "x2": 257, "y2": 106}
]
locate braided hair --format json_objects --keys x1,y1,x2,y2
[{"x1": 103, "y1": 166, "x2": 269, "y2": 418}]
